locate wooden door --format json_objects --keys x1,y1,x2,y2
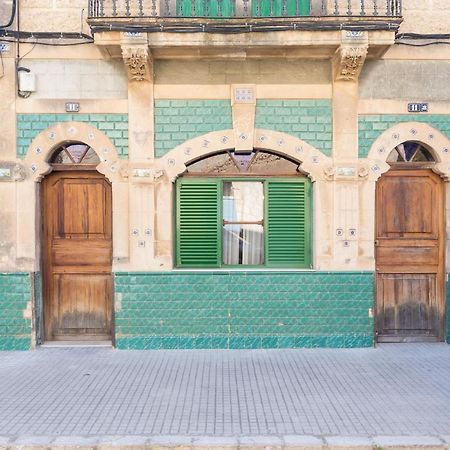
[
  {"x1": 376, "y1": 169, "x2": 445, "y2": 342},
  {"x1": 42, "y1": 171, "x2": 112, "y2": 341}
]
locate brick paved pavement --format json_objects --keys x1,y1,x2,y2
[{"x1": 0, "y1": 344, "x2": 449, "y2": 447}]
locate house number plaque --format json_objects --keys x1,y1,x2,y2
[{"x1": 408, "y1": 103, "x2": 428, "y2": 113}]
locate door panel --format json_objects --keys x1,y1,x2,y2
[
  {"x1": 43, "y1": 171, "x2": 112, "y2": 341},
  {"x1": 375, "y1": 169, "x2": 444, "y2": 341},
  {"x1": 377, "y1": 274, "x2": 437, "y2": 336},
  {"x1": 52, "y1": 274, "x2": 112, "y2": 336}
]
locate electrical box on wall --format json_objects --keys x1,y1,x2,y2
[{"x1": 18, "y1": 71, "x2": 36, "y2": 93}]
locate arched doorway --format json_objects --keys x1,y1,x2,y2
[
  {"x1": 375, "y1": 142, "x2": 445, "y2": 342},
  {"x1": 42, "y1": 142, "x2": 113, "y2": 342}
]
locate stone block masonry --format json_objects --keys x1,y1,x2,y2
[
  {"x1": 255, "y1": 100, "x2": 333, "y2": 156},
  {"x1": 0, "y1": 273, "x2": 33, "y2": 350},
  {"x1": 16, "y1": 114, "x2": 129, "y2": 158},
  {"x1": 358, "y1": 114, "x2": 450, "y2": 158},
  {"x1": 115, "y1": 271, "x2": 374, "y2": 350},
  {"x1": 154, "y1": 100, "x2": 233, "y2": 158}
]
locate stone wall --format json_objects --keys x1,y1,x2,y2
[
  {"x1": 23, "y1": 60, "x2": 128, "y2": 100},
  {"x1": 360, "y1": 61, "x2": 450, "y2": 102},
  {"x1": 399, "y1": 0, "x2": 450, "y2": 34}
]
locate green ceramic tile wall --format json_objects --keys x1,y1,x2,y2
[
  {"x1": 16, "y1": 114, "x2": 129, "y2": 158},
  {"x1": 114, "y1": 271, "x2": 374, "y2": 349},
  {"x1": 0, "y1": 273, "x2": 32, "y2": 350},
  {"x1": 255, "y1": 100, "x2": 332, "y2": 156},
  {"x1": 358, "y1": 114, "x2": 450, "y2": 158},
  {"x1": 154, "y1": 100, "x2": 233, "y2": 158}
]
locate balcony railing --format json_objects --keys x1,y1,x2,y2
[{"x1": 88, "y1": 0, "x2": 402, "y2": 20}]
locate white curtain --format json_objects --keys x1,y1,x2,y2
[{"x1": 222, "y1": 182, "x2": 264, "y2": 265}]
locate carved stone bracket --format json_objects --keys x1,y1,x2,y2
[
  {"x1": 121, "y1": 46, "x2": 153, "y2": 82},
  {"x1": 333, "y1": 45, "x2": 368, "y2": 82}
]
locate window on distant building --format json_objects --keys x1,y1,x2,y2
[{"x1": 175, "y1": 150, "x2": 312, "y2": 268}]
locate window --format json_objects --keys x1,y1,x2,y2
[
  {"x1": 387, "y1": 142, "x2": 435, "y2": 163},
  {"x1": 175, "y1": 177, "x2": 311, "y2": 268},
  {"x1": 50, "y1": 142, "x2": 100, "y2": 166},
  {"x1": 223, "y1": 181, "x2": 264, "y2": 265}
]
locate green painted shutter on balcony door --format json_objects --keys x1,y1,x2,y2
[
  {"x1": 176, "y1": 0, "x2": 235, "y2": 17},
  {"x1": 266, "y1": 179, "x2": 311, "y2": 268},
  {"x1": 176, "y1": 179, "x2": 221, "y2": 268},
  {"x1": 252, "y1": 0, "x2": 310, "y2": 17}
]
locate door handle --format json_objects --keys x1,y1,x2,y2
[{"x1": 374, "y1": 240, "x2": 379, "y2": 246}]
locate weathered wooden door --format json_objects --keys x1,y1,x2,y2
[
  {"x1": 376, "y1": 169, "x2": 445, "y2": 342},
  {"x1": 42, "y1": 171, "x2": 112, "y2": 341}
]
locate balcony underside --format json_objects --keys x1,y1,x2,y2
[{"x1": 93, "y1": 26, "x2": 396, "y2": 60}]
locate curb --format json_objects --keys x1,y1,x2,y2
[{"x1": 0, "y1": 435, "x2": 449, "y2": 449}]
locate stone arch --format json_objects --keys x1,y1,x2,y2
[
  {"x1": 365, "y1": 122, "x2": 450, "y2": 180},
  {"x1": 24, "y1": 121, "x2": 124, "y2": 183},
  {"x1": 157, "y1": 129, "x2": 332, "y2": 182}
]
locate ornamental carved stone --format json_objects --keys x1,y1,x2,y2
[
  {"x1": 121, "y1": 46, "x2": 152, "y2": 82},
  {"x1": 333, "y1": 46, "x2": 368, "y2": 82}
]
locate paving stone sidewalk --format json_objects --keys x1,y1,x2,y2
[{"x1": 0, "y1": 343, "x2": 449, "y2": 448}]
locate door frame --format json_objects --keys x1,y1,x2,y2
[
  {"x1": 375, "y1": 166, "x2": 446, "y2": 342},
  {"x1": 18, "y1": 122, "x2": 126, "y2": 347},
  {"x1": 40, "y1": 167, "x2": 114, "y2": 343}
]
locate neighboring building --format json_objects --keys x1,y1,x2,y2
[{"x1": 0, "y1": 0, "x2": 449, "y2": 350}]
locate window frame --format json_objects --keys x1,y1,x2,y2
[{"x1": 175, "y1": 176, "x2": 312, "y2": 269}]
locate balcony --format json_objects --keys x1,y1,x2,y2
[
  {"x1": 88, "y1": 0, "x2": 401, "y2": 62},
  {"x1": 88, "y1": 0, "x2": 402, "y2": 30}
]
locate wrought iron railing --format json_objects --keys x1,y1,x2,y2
[{"x1": 88, "y1": 0, "x2": 402, "y2": 19}]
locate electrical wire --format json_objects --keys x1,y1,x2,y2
[
  {"x1": 395, "y1": 32, "x2": 450, "y2": 46},
  {"x1": 0, "y1": 51, "x2": 4, "y2": 78},
  {"x1": 87, "y1": 20, "x2": 401, "y2": 34},
  {"x1": 0, "y1": 30, "x2": 93, "y2": 47},
  {"x1": 1, "y1": 38, "x2": 94, "y2": 46}
]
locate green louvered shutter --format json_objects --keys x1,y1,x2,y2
[
  {"x1": 266, "y1": 179, "x2": 311, "y2": 268},
  {"x1": 177, "y1": 0, "x2": 235, "y2": 17},
  {"x1": 176, "y1": 179, "x2": 221, "y2": 268},
  {"x1": 252, "y1": 0, "x2": 310, "y2": 17}
]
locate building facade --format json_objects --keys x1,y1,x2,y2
[{"x1": 0, "y1": 0, "x2": 450, "y2": 350}]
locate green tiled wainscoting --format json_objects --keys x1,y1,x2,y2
[
  {"x1": 0, "y1": 273, "x2": 33, "y2": 350},
  {"x1": 34, "y1": 272, "x2": 42, "y2": 345},
  {"x1": 154, "y1": 100, "x2": 233, "y2": 158},
  {"x1": 16, "y1": 114, "x2": 129, "y2": 158},
  {"x1": 358, "y1": 114, "x2": 450, "y2": 158},
  {"x1": 255, "y1": 100, "x2": 332, "y2": 156},
  {"x1": 114, "y1": 271, "x2": 374, "y2": 349},
  {"x1": 447, "y1": 280, "x2": 450, "y2": 344}
]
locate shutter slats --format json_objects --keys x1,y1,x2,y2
[
  {"x1": 266, "y1": 180, "x2": 311, "y2": 268},
  {"x1": 177, "y1": 180, "x2": 220, "y2": 268}
]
